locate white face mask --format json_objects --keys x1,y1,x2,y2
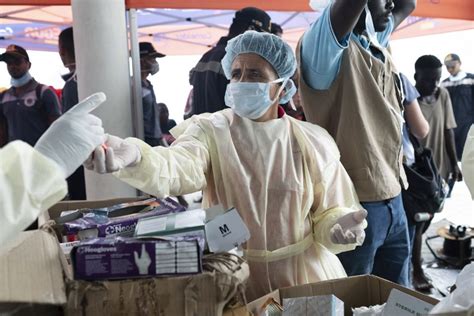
[
  {"x1": 11, "y1": 71, "x2": 32, "y2": 87},
  {"x1": 224, "y1": 78, "x2": 288, "y2": 120},
  {"x1": 364, "y1": 5, "x2": 381, "y2": 48}
]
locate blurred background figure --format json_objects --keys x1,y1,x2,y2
[
  {"x1": 271, "y1": 22, "x2": 283, "y2": 37},
  {"x1": 189, "y1": 7, "x2": 271, "y2": 116},
  {"x1": 58, "y1": 27, "x2": 87, "y2": 200},
  {"x1": 441, "y1": 53, "x2": 474, "y2": 161},
  {"x1": 140, "y1": 42, "x2": 166, "y2": 147},
  {"x1": 158, "y1": 102, "x2": 177, "y2": 145}
]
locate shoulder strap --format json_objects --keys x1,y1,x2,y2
[{"x1": 35, "y1": 83, "x2": 44, "y2": 100}]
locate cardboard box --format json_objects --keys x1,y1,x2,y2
[
  {"x1": 71, "y1": 236, "x2": 202, "y2": 280},
  {"x1": 0, "y1": 230, "x2": 68, "y2": 315},
  {"x1": 247, "y1": 275, "x2": 439, "y2": 316},
  {"x1": 0, "y1": 229, "x2": 245, "y2": 316}
]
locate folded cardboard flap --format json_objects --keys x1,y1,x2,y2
[
  {"x1": 66, "y1": 271, "x2": 238, "y2": 316},
  {"x1": 248, "y1": 275, "x2": 439, "y2": 316},
  {"x1": 0, "y1": 230, "x2": 66, "y2": 305},
  {"x1": 47, "y1": 197, "x2": 142, "y2": 221}
]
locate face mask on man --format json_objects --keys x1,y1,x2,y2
[
  {"x1": 11, "y1": 71, "x2": 32, "y2": 88},
  {"x1": 224, "y1": 78, "x2": 288, "y2": 120},
  {"x1": 141, "y1": 58, "x2": 159, "y2": 75}
]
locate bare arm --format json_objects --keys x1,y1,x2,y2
[
  {"x1": 330, "y1": 0, "x2": 367, "y2": 41},
  {"x1": 404, "y1": 99, "x2": 429, "y2": 139},
  {"x1": 445, "y1": 129, "x2": 463, "y2": 181},
  {"x1": 392, "y1": 0, "x2": 417, "y2": 29}
]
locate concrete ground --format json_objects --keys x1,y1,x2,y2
[{"x1": 418, "y1": 179, "x2": 473, "y2": 300}]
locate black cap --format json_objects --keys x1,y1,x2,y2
[
  {"x1": 444, "y1": 53, "x2": 461, "y2": 64},
  {"x1": 0, "y1": 44, "x2": 29, "y2": 62},
  {"x1": 139, "y1": 42, "x2": 166, "y2": 58},
  {"x1": 233, "y1": 7, "x2": 271, "y2": 33}
]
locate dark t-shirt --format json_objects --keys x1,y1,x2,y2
[
  {"x1": 142, "y1": 79, "x2": 162, "y2": 146},
  {"x1": 62, "y1": 72, "x2": 79, "y2": 113},
  {"x1": 190, "y1": 36, "x2": 230, "y2": 115},
  {"x1": 0, "y1": 79, "x2": 61, "y2": 146}
]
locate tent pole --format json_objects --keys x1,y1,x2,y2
[
  {"x1": 72, "y1": 0, "x2": 137, "y2": 199},
  {"x1": 128, "y1": 8, "x2": 145, "y2": 141}
]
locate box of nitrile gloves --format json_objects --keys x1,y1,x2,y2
[
  {"x1": 71, "y1": 236, "x2": 202, "y2": 280},
  {"x1": 53, "y1": 197, "x2": 185, "y2": 241}
]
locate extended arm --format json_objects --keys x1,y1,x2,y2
[
  {"x1": 392, "y1": 0, "x2": 416, "y2": 29},
  {"x1": 445, "y1": 129, "x2": 462, "y2": 181}
]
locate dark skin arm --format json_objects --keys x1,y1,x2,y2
[
  {"x1": 330, "y1": 0, "x2": 367, "y2": 41},
  {"x1": 330, "y1": 0, "x2": 416, "y2": 42},
  {"x1": 392, "y1": 0, "x2": 417, "y2": 29},
  {"x1": 445, "y1": 128, "x2": 463, "y2": 181}
]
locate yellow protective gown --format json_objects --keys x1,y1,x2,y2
[
  {"x1": 115, "y1": 109, "x2": 364, "y2": 300},
  {"x1": 462, "y1": 125, "x2": 474, "y2": 199},
  {"x1": 0, "y1": 141, "x2": 67, "y2": 246}
]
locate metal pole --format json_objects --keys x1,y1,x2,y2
[{"x1": 128, "y1": 8, "x2": 144, "y2": 140}]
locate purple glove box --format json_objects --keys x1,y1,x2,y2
[
  {"x1": 62, "y1": 198, "x2": 184, "y2": 239},
  {"x1": 71, "y1": 236, "x2": 202, "y2": 280}
]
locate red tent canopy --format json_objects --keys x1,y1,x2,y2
[{"x1": 2, "y1": 0, "x2": 474, "y2": 20}]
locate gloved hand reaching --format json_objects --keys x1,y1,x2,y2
[
  {"x1": 34, "y1": 93, "x2": 106, "y2": 178},
  {"x1": 330, "y1": 209, "x2": 367, "y2": 245},
  {"x1": 84, "y1": 134, "x2": 141, "y2": 173}
]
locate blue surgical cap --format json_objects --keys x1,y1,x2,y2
[{"x1": 222, "y1": 30, "x2": 297, "y2": 80}]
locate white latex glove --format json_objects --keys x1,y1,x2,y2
[
  {"x1": 134, "y1": 244, "x2": 152, "y2": 275},
  {"x1": 84, "y1": 134, "x2": 141, "y2": 174},
  {"x1": 330, "y1": 209, "x2": 367, "y2": 245},
  {"x1": 34, "y1": 93, "x2": 106, "y2": 178}
]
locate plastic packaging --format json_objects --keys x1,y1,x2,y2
[{"x1": 429, "y1": 262, "x2": 474, "y2": 314}]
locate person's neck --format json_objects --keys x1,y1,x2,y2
[
  {"x1": 141, "y1": 73, "x2": 148, "y2": 82},
  {"x1": 68, "y1": 65, "x2": 76, "y2": 73},
  {"x1": 13, "y1": 79, "x2": 32, "y2": 95}
]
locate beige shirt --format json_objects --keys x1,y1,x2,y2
[
  {"x1": 297, "y1": 39, "x2": 406, "y2": 202},
  {"x1": 419, "y1": 87, "x2": 457, "y2": 180}
]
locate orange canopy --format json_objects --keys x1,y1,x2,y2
[{"x1": 1, "y1": 0, "x2": 473, "y2": 20}]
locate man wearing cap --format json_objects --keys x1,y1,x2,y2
[
  {"x1": 140, "y1": 42, "x2": 165, "y2": 147},
  {"x1": 189, "y1": 7, "x2": 271, "y2": 115},
  {"x1": 0, "y1": 44, "x2": 61, "y2": 148},
  {"x1": 298, "y1": 0, "x2": 416, "y2": 286},
  {"x1": 442, "y1": 53, "x2": 474, "y2": 160},
  {"x1": 85, "y1": 31, "x2": 367, "y2": 300}
]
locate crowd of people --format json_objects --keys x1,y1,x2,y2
[{"x1": 1, "y1": 0, "x2": 473, "y2": 300}]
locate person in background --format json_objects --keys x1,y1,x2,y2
[
  {"x1": 399, "y1": 73, "x2": 432, "y2": 291},
  {"x1": 0, "y1": 44, "x2": 61, "y2": 148},
  {"x1": 190, "y1": 7, "x2": 271, "y2": 115},
  {"x1": 298, "y1": 0, "x2": 416, "y2": 286},
  {"x1": 0, "y1": 93, "x2": 105, "y2": 246},
  {"x1": 140, "y1": 42, "x2": 165, "y2": 147},
  {"x1": 271, "y1": 23, "x2": 283, "y2": 37},
  {"x1": 415, "y1": 55, "x2": 462, "y2": 187},
  {"x1": 158, "y1": 102, "x2": 177, "y2": 144},
  {"x1": 58, "y1": 26, "x2": 87, "y2": 200},
  {"x1": 441, "y1": 54, "x2": 474, "y2": 161},
  {"x1": 85, "y1": 31, "x2": 367, "y2": 301}
]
